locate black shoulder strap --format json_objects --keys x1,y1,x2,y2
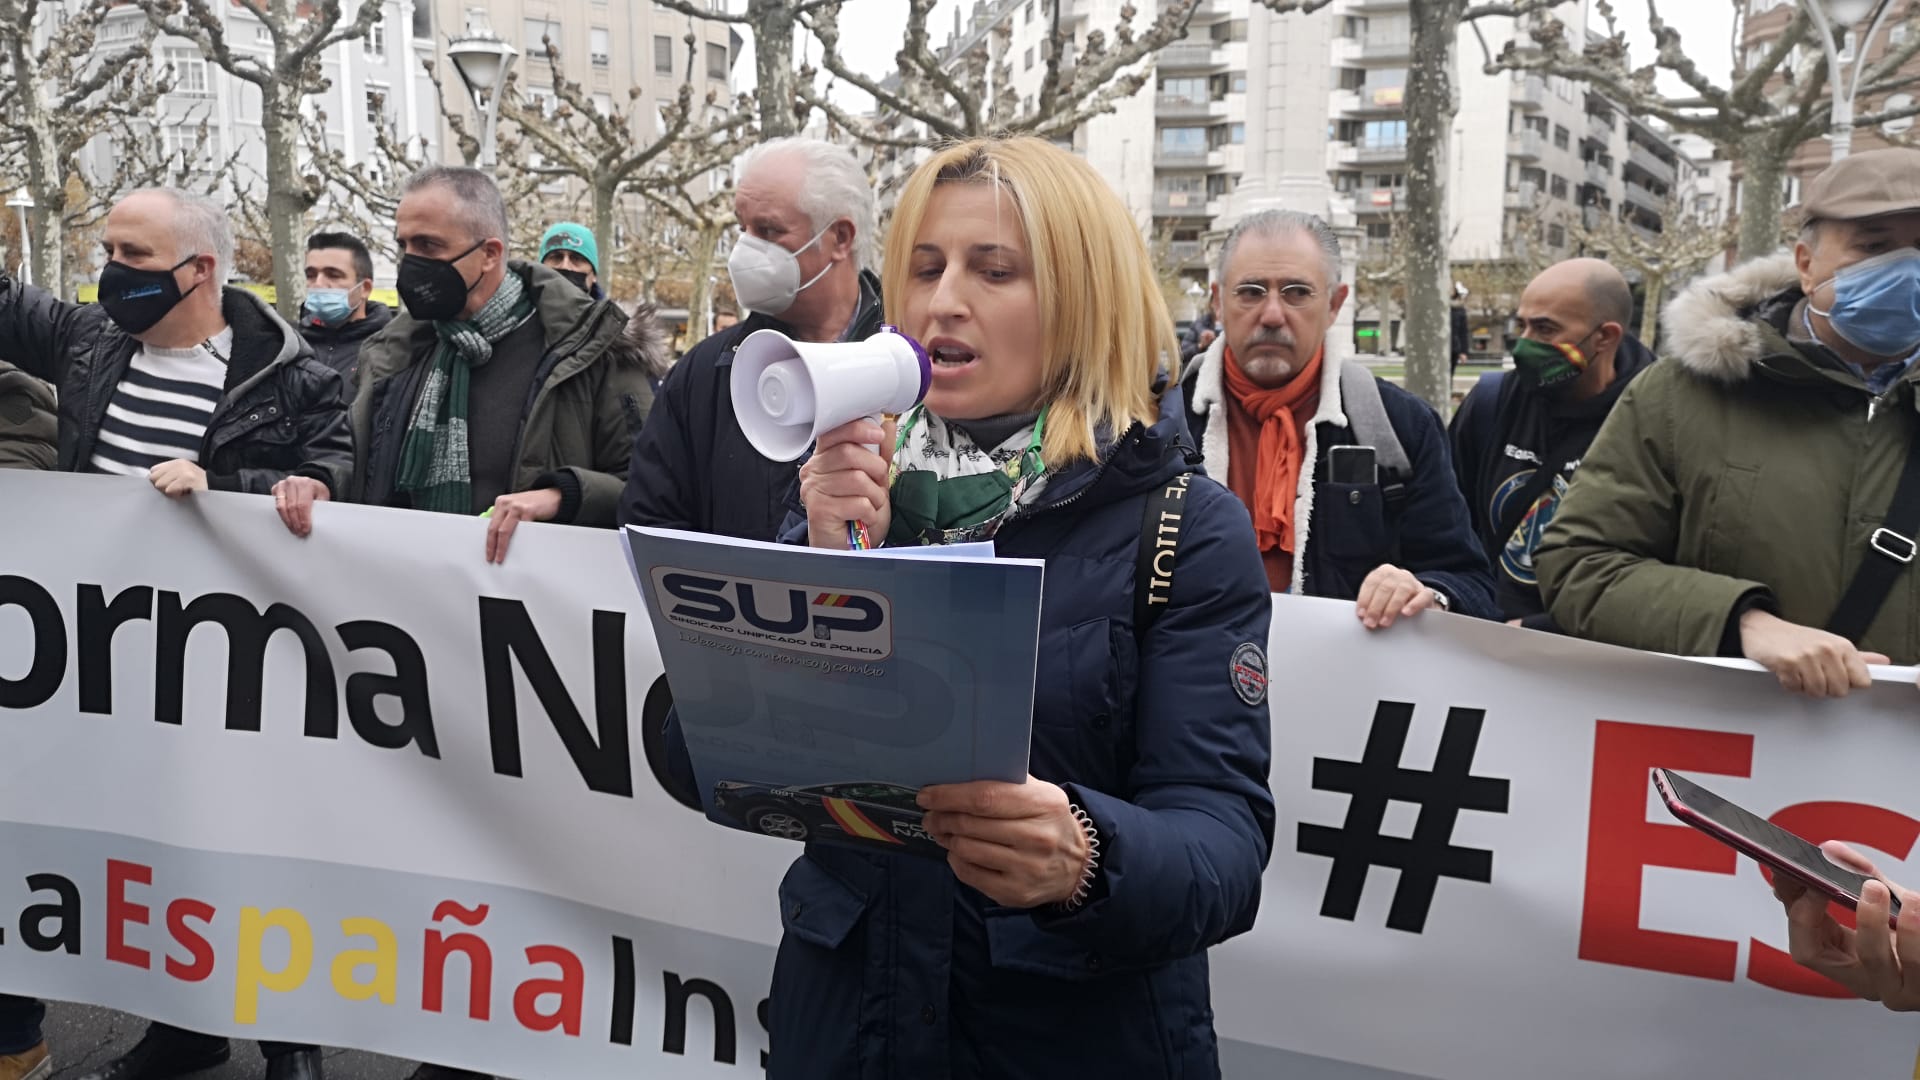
[
  {"x1": 1136, "y1": 472, "x2": 1193, "y2": 641},
  {"x1": 1827, "y1": 432, "x2": 1920, "y2": 642}
]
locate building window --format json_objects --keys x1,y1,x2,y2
[
  {"x1": 1361, "y1": 119, "x2": 1406, "y2": 148},
  {"x1": 654, "y1": 34, "x2": 674, "y2": 74},
  {"x1": 1161, "y1": 126, "x2": 1207, "y2": 154},
  {"x1": 1229, "y1": 122, "x2": 1245, "y2": 144},
  {"x1": 1365, "y1": 222, "x2": 1392, "y2": 239},
  {"x1": 1550, "y1": 175, "x2": 1569, "y2": 200},
  {"x1": 1211, "y1": 19, "x2": 1247, "y2": 43},
  {"x1": 593, "y1": 92, "x2": 614, "y2": 115},
  {"x1": 255, "y1": 25, "x2": 273, "y2": 45},
  {"x1": 524, "y1": 18, "x2": 560, "y2": 55},
  {"x1": 1547, "y1": 224, "x2": 1566, "y2": 247},
  {"x1": 707, "y1": 42, "x2": 728, "y2": 79},
  {"x1": 365, "y1": 84, "x2": 389, "y2": 126},
  {"x1": 163, "y1": 125, "x2": 220, "y2": 171},
  {"x1": 1553, "y1": 124, "x2": 1569, "y2": 150},
  {"x1": 1024, "y1": 1, "x2": 1033, "y2": 23},
  {"x1": 591, "y1": 27, "x2": 610, "y2": 67},
  {"x1": 364, "y1": 15, "x2": 386, "y2": 58},
  {"x1": 165, "y1": 47, "x2": 211, "y2": 97},
  {"x1": 1024, "y1": 46, "x2": 1034, "y2": 71},
  {"x1": 412, "y1": 2, "x2": 430, "y2": 38}
]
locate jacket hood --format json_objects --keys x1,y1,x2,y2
[
  {"x1": 219, "y1": 285, "x2": 311, "y2": 395},
  {"x1": 1029, "y1": 380, "x2": 1199, "y2": 514},
  {"x1": 1662, "y1": 254, "x2": 1800, "y2": 383},
  {"x1": 622, "y1": 298, "x2": 674, "y2": 381}
]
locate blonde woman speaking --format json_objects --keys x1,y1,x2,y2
[{"x1": 784, "y1": 136, "x2": 1274, "y2": 1078}]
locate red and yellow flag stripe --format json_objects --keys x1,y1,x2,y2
[{"x1": 823, "y1": 798, "x2": 902, "y2": 845}]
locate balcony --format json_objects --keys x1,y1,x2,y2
[
  {"x1": 1348, "y1": 140, "x2": 1408, "y2": 165},
  {"x1": 1623, "y1": 178, "x2": 1666, "y2": 213},
  {"x1": 1334, "y1": 85, "x2": 1407, "y2": 115},
  {"x1": 1158, "y1": 42, "x2": 1227, "y2": 71},
  {"x1": 1152, "y1": 191, "x2": 1212, "y2": 217},
  {"x1": 1167, "y1": 240, "x2": 1207, "y2": 266},
  {"x1": 1357, "y1": 34, "x2": 1412, "y2": 63},
  {"x1": 1359, "y1": 187, "x2": 1408, "y2": 212},
  {"x1": 1507, "y1": 129, "x2": 1544, "y2": 161},
  {"x1": 1626, "y1": 141, "x2": 1678, "y2": 186},
  {"x1": 1344, "y1": 0, "x2": 1412, "y2": 10},
  {"x1": 1504, "y1": 182, "x2": 1539, "y2": 210},
  {"x1": 1586, "y1": 112, "x2": 1614, "y2": 143},
  {"x1": 1155, "y1": 92, "x2": 1227, "y2": 120},
  {"x1": 1510, "y1": 75, "x2": 1547, "y2": 111},
  {"x1": 1584, "y1": 158, "x2": 1610, "y2": 186}
]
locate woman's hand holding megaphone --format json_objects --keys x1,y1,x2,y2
[{"x1": 800, "y1": 415, "x2": 897, "y2": 549}]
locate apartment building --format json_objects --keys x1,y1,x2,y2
[
  {"x1": 1736, "y1": 0, "x2": 1920, "y2": 210},
  {"x1": 65, "y1": 0, "x2": 735, "y2": 285}
]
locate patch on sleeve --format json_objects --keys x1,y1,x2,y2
[{"x1": 1230, "y1": 642, "x2": 1269, "y2": 707}]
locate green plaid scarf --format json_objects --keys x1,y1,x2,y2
[{"x1": 393, "y1": 270, "x2": 535, "y2": 514}]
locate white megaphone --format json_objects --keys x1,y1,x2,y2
[{"x1": 730, "y1": 325, "x2": 932, "y2": 462}]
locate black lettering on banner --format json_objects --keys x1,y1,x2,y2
[
  {"x1": 661, "y1": 971, "x2": 736, "y2": 1064},
  {"x1": 757, "y1": 998, "x2": 771, "y2": 1070},
  {"x1": 608, "y1": 935, "x2": 636, "y2": 1046},
  {"x1": 20, "y1": 872, "x2": 81, "y2": 954},
  {"x1": 153, "y1": 591, "x2": 337, "y2": 735},
  {"x1": 479, "y1": 600, "x2": 633, "y2": 797},
  {"x1": 77, "y1": 584, "x2": 154, "y2": 715},
  {"x1": 1296, "y1": 701, "x2": 1510, "y2": 934},
  {"x1": 337, "y1": 620, "x2": 439, "y2": 757},
  {"x1": 0, "y1": 575, "x2": 64, "y2": 709}
]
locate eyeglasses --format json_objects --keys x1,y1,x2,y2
[{"x1": 1231, "y1": 282, "x2": 1320, "y2": 309}]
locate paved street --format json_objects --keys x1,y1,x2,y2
[{"x1": 41, "y1": 1004, "x2": 413, "y2": 1080}]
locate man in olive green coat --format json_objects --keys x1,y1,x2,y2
[
  {"x1": 272, "y1": 166, "x2": 662, "y2": 570},
  {"x1": 1539, "y1": 148, "x2": 1920, "y2": 697},
  {"x1": 0, "y1": 359, "x2": 55, "y2": 470}
]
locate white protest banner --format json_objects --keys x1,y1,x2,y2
[{"x1": 3, "y1": 471, "x2": 1920, "y2": 1078}]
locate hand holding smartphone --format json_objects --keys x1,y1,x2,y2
[{"x1": 1652, "y1": 767, "x2": 1902, "y2": 920}]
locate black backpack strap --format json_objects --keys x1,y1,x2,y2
[
  {"x1": 1136, "y1": 471, "x2": 1193, "y2": 642},
  {"x1": 1827, "y1": 433, "x2": 1920, "y2": 642}
]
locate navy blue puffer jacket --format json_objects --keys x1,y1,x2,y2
[{"x1": 755, "y1": 385, "x2": 1276, "y2": 1079}]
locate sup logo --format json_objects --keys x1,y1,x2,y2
[{"x1": 651, "y1": 569, "x2": 893, "y2": 659}]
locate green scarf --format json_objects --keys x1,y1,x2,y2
[
  {"x1": 393, "y1": 270, "x2": 535, "y2": 514},
  {"x1": 886, "y1": 407, "x2": 1048, "y2": 546}
]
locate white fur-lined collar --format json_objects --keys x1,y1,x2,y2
[
  {"x1": 1187, "y1": 332, "x2": 1351, "y2": 592},
  {"x1": 1661, "y1": 253, "x2": 1800, "y2": 384}
]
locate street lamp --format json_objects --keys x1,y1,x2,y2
[
  {"x1": 6, "y1": 188, "x2": 32, "y2": 287},
  {"x1": 446, "y1": 8, "x2": 518, "y2": 169},
  {"x1": 1803, "y1": 0, "x2": 1899, "y2": 161}
]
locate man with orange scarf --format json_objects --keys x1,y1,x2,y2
[{"x1": 1181, "y1": 210, "x2": 1496, "y2": 625}]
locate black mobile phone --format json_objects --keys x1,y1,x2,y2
[
  {"x1": 1329, "y1": 445, "x2": 1377, "y2": 486},
  {"x1": 1653, "y1": 768, "x2": 1901, "y2": 919}
]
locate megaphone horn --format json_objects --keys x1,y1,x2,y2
[{"x1": 729, "y1": 325, "x2": 933, "y2": 462}]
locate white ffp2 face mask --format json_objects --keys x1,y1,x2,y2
[{"x1": 727, "y1": 225, "x2": 834, "y2": 317}]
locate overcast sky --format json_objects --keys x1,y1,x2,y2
[{"x1": 715, "y1": 0, "x2": 1737, "y2": 108}]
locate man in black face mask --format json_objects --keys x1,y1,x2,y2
[
  {"x1": 0, "y1": 191, "x2": 349, "y2": 1080},
  {"x1": 272, "y1": 167, "x2": 659, "y2": 564},
  {"x1": 1448, "y1": 257, "x2": 1655, "y2": 628}
]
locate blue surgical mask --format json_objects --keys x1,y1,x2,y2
[
  {"x1": 1809, "y1": 249, "x2": 1920, "y2": 357},
  {"x1": 303, "y1": 286, "x2": 358, "y2": 329}
]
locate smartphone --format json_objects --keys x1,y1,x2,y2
[
  {"x1": 1653, "y1": 767, "x2": 1901, "y2": 919},
  {"x1": 1329, "y1": 444, "x2": 1377, "y2": 486}
]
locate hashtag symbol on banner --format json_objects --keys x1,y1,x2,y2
[{"x1": 1297, "y1": 701, "x2": 1510, "y2": 934}]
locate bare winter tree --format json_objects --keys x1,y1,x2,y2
[
  {"x1": 497, "y1": 35, "x2": 756, "y2": 296},
  {"x1": 1568, "y1": 195, "x2": 1736, "y2": 344},
  {"x1": 0, "y1": 0, "x2": 174, "y2": 296},
  {"x1": 653, "y1": 0, "x2": 829, "y2": 138},
  {"x1": 1261, "y1": 0, "x2": 1575, "y2": 411},
  {"x1": 639, "y1": 147, "x2": 743, "y2": 337},
  {"x1": 801, "y1": 0, "x2": 1204, "y2": 146},
  {"x1": 137, "y1": 0, "x2": 386, "y2": 318},
  {"x1": 1487, "y1": 0, "x2": 1920, "y2": 262}
]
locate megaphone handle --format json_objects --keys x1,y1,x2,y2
[{"x1": 848, "y1": 413, "x2": 884, "y2": 550}]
